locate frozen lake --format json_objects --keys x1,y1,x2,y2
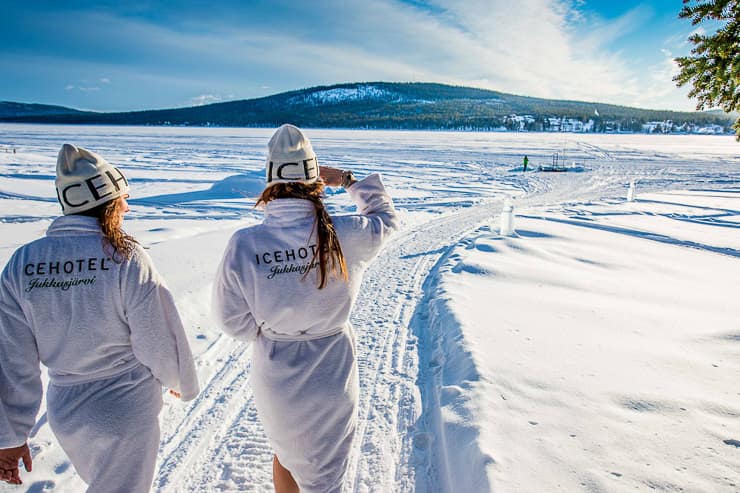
[{"x1": 1, "y1": 124, "x2": 738, "y2": 492}]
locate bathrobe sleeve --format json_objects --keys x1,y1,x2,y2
[
  {"x1": 345, "y1": 173, "x2": 399, "y2": 256},
  {"x1": 121, "y1": 247, "x2": 200, "y2": 401},
  {"x1": 212, "y1": 235, "x2": 260, "y2": 343},
  {"x1": 0, "y1": 255, "x2": 42, "y2": 448}
]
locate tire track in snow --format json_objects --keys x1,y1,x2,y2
[
  {"x1": 154, "y1": 339, "x2": 257, "y2": 491},
  {"x1": 176, "y1": 383, "x2": 274, "y2": 492},
  {"x1": 575, "y1": 141, "x2": 615, "y2": 161},
  {"x1": 346, "y1": 169, "x2": 633, "y2": 492},
  {"x1": 347, "y1": 203, "x2": 499, "y2": 492},
  {"x1": 149, "y1": 201, "x2": 499, "y2": 493},
  {"x1": 150, "y1": 168, "x2": 630, "y2": 492},
  {"x1": 150, "y1": 173, "x2": 612, "y2": 492}
]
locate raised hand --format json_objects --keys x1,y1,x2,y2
[{"x1": 319, "y1": 166, "x2": 344, "y2": 187}]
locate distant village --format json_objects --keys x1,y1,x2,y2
[{"x1": 503, "y1": 114, "x2": 730, "y2": 135}]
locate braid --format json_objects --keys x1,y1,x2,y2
[
  {"x1": 257, "y1": 182, "x2": 348, "y2": 289},
  {"x1": 305, "y1": 194, "x2": 348, "y2": 289}
]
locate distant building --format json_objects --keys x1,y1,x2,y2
[
  {"x1": 641, "y1": 120, "x2": 727, "y2": 135},
  {"x1": 505, "y1": 114, "x2": 536, "y2": 131},
  {"x1": 695, "y1": 124, "x2": 726, "y2": 135},
  {"x1": 545, "y1": 117, "x2": 594, "y2": 133}
]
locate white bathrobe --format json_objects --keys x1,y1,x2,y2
[
  {"x1": 0, "y1": 215, "x2": 199, "y2": 492},
  {"x1": 213, "y1": 173, "x2": 398, "y2": 492}
]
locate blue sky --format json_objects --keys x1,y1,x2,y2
[{"x1": 0, "y1": 1, "x2": 710, "y2": 112}]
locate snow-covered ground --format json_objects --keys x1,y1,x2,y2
[{"x1": 0, "y1": 125, "x2": 738, "y2": 492}]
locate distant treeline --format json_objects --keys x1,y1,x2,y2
[{"x1": 1, "y1": 82, "x2": 735, "y2": 133}]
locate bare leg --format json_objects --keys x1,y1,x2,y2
[{"x1": 273, "y1": 455, "x2": 299, "y2": 493}]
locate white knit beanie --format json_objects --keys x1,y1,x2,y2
[
  {"x1": 55, "y1": 143, "x2": 130, "y2": 215},
  {"x1": 265, "y1": 124, "x2": 319, "y2": 187}
]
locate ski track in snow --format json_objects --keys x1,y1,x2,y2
[
  {"x1": 154, "y1": 341, "x2": 268, "y2": 492},
  {"x1": 152, "y1": 166, "x2": 620, "y2": 492},
  {"x1": 347, "y1": 204, "x2": 497, "y2": 492},
  {"x1": 148, "y1": 203, "x2": 500, "y2": 493}
]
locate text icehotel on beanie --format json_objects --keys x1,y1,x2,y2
[
  {"x1": 55, "y1": 143, "x2": 129, "y2": 215},
  {"x1": 265, "y1": 123, "x2": 320, "y2": 187}
]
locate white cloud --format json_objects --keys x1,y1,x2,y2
[
  {"x1": 320, "y1": 0, "x2": 645, "y2": 104},
  {"x1": 626, "y1": 49, "x2": 694, "y2": 111},
  {"x1": 22, "y1": 1, "x2": 700, "y2": 111},
  {"x1": 205, "y1": 0, "x2": 669, "y2": 108},
  {"x1": 64, "y1": 81, "x2": 104, "y2": 92}
]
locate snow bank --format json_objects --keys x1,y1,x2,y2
[
  {"x1": 428, "y1": 190, "x2": 739, "y2": 492},
  {"x1": 412, "y1": 244, "x2": 495, "y2": 492}
]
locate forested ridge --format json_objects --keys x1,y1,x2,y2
[{"x1": 1, "y1": 82, "x2": 734, "y2": 133}]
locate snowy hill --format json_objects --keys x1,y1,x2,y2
[
  {"x1": 286, "y1": 85, "x2": 412, "y2": 105},
  {"x1": 0, "y1": 82, "x2": 734, "y2": 134}
]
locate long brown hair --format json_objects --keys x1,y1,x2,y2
[
  {"x1": 257, "y1": 182, "x2": 348, "y2": 289},
  {"x1": 79, "y1": 198, "x2": 137, "y2": 262}
]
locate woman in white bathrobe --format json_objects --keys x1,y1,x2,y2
[
  {"x1": 0, "y1": 144, "x2": 199, "y2": 491},
  {"x1": 213, "y1": 124, "x2": 398, "y2": 492}
]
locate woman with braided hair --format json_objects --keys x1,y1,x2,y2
[{"x1": 213, "y1": 124, "x2": 398, "y2": 492}]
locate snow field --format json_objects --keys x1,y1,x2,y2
[
  {"x1": 0, "y1": 124, "x2": 738, "y2": 492},
  {"x1": 423, "y1": 191, "x2": 739, "y2": 491}
]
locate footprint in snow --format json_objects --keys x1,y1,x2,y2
[
  {"x1": 413, "y1": 432, "x2": 433, "y2": 450},
  {"x1": 26, "y1": 481, "x2": 55, "y2": 493}
]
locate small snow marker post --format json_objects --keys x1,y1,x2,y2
[
  {"x1": 500, "y1": 198, "x2": 515, "y2": 236},
  {"x1": 627, "y1": 180, "x2": 636, "y2": 202}
]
